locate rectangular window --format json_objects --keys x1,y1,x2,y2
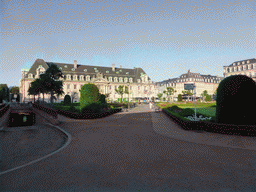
[
  {"x1": 80, "y1": 85, "x2": 82, "y2": 88},
  {"x1": 74, "y1": 84, "x2": 77, "y2": 89},
  {"x1": 67, "y1": 84, "x2": 70, "y2": 89}
]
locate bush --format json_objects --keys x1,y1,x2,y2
[
  {"x1": 81, "y1": 102, "x2": 102, "y2": 114},
  {"x1": 205, "y1": 94, "x2": 211, "y2": 102},
  {"x1": 98, "y1": 94, "x2": 106, "y2": 104},
  {"x1": 179, "y1": 108, "x2": 195, "y2": 117},
  {"x1": 80, "y1": 83, "x2": 100, "y2": 110},
  {"x1": 169, "y1": 105, "x2": 182, "y2": 112},
  {"x1": 216, "y1": 75, "x2": 256, "y2": 125},
  {"x1": 64, "y1": 95, "x2": 71, "y2": 105},
  {"x1": 68, "y1": 105, "x2": 79, "y2": 113},
  {"x1": 178, "y1": 94, "x2": 183, "y2": 102}
]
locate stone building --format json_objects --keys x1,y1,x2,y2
[
  {"x1": 19, "y1": 59, "x2": 157, "y2": 103},
  {"x1": 155, "y1": 70, "x2": 224, "y2": 101},
  {"x1": 223, "y1": 58, "x2": 256, "y2": 81}
]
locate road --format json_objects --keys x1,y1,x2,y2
[{"x1": 1, "y1": 103, "x2": 256, "y2": 192}]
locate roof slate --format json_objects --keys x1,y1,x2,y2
[{"x1": 24, "y1": 59, "x2": 152, "y2": 82}]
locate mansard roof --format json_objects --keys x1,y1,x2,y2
[
  {"x1": 24, "y1": 59, "x2": 153, "y2": 82},
  {"x1": 225, "y1": 58, "x2": 256, "y2": 67},
  {"x1": 155, "y1": 70, "x2": 224, "y2": 84}
]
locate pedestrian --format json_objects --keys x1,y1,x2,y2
[{"x1": 149, "y1": 101, "x2": 152, "y2": 109}]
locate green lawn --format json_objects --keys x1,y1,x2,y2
[{"x1": 157, "y1": 102, "x2": 216, "y2": 121}]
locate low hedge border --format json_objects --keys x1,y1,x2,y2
[
  {"x1": 162, "y1": 108, "x2": 256, "y2": 137},
  {"x1": 56, "y1": 108, "x2": 122, "y2": 119},
  {"x1": 32, "y1": 103, "x2": 58, "y2": 119},
  {"x1": 0, "y1": 104, "x2": 10, "y2": 118}
]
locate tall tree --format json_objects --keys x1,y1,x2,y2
[
  {"x1": 0, "y1": 84, "x2": 10, "y2": 103},
  {"x1": 157, "y1": 93, "x2": 163, "y2": 101},
  {"x1": 115, "y1": 85, "x2": 129, "y2": 103},
  {"x1": 10, "y1": 86, "x2": 19, "y2": 94},
  {"x1": 163, "y1": 87, "x2": 176, "y2": 102},
  {"x1": 200, "y1": 90, "x2": 208, "y2": 102},
  {"x1": 42, "y1": 63, "x2": 64, "y2": 103}
]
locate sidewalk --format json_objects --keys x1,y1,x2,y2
[{"x1": 118, "y1": 103, "x2": 158, "y2": 114}]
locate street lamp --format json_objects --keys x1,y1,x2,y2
[{"x1": 127, "y1": 83, "x2": 130, "y2": 110}]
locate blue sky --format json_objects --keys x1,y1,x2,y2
[{"x1": 1, "y1": 0, "x2": 255, "y2": 87}]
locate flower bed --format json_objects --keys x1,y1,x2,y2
[{"x1": 162, "y1": 108, "x2": 256, "y2": 137}]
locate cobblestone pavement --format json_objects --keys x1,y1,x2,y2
[{"x1": 1, "y1": 104, "x2": 256, "y2": 192}]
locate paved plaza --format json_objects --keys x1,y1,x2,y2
[{"x1": 1, "y1": 103, "x2": 256, "y2": 192}]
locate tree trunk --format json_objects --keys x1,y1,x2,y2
[
  {"x1": 43, "y1": 93, "x2": 44, "y2": 102},
  {"x1": 51, "y1": 91, "x2": 54, "y2": 103}
]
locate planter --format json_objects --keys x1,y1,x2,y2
[{"x1": 163, "y1": 108, "x2": 256, "y2": 137}]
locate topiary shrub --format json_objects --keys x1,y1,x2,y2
[
  {"x1": 178, "y1": 94, "x2": 183, "y2": 102},
  {"x1": 169, "y1": 105, "x2": 183, "y2": 112},
  {"x1": 216, "y1": 75, "x2": 256, "y2": 125},
  {"x1": 80, "y1": 83, "x2": 100, "y2": 110},
  {"x1": 64, "y1": 95, "x2": 71, "y2": 105},
  {"x1": 179, "y1": 108, "x2": 195, "y2": 117}
]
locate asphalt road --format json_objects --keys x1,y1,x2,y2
[{"x1": 1, "y1": 105, "x2": 256, "y2": 192}]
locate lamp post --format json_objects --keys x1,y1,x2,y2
[
  {"x1": 194, "y1": 83, "x2": 197, "y2": 121},
  {"x1": 128, "y1": 83, "x2": 130, "y2": 110},
  {"x1": 23, "y1": 70, "x2": 25, "y2": 104}
]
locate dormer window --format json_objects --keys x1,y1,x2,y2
[
  {"x1": 86, "y1": 75, "x2": 90, "y2": 81},
  {"x1": 233, "y1": 63, "x2": 235, "y2": 66},
  {"x1": 129, "y1": 78, "x2": 133, "y2": 83},
  {"x1": 119, "y1": 77, "x2": 123, "y2": 82},
  {"x1": 247, "y1": 60, "x2": 250, "y2": 64},
  {"x1": 137, "y1": 79, "x2": 141, "y2": 83},
  {"x1": 242, "y1": 61, "x2": 245, "y2": 64},
  {"x1": 126, "y1": 72, "x2": 129, "y2": 75},
  {"x1": 94, "y1": 68, "x2": 97, "y2": 70},
  {"x1": 116, "y1": 71, "x2": 119, "y2": 74},
  {"x1": 84, "y1": 69, "x2": 87, "y2": 72},
  {"x1": 72, "y1": 68, "x2": 75, "y2": 71},
  {"x1": 59, "y1": 67, "x2": 62, "y2": 70},
  {"x1": 28, "y1": 73, "x2": 33, "y2": 78},
  {"x1": 73, "y1": 75, "x2": 78, "y2": 80},
  {"x1": 109, "y1": 77, "x2": 113, "y2": 82},
  {"x1": 64, "y1": 65, "x2": 68, "y2": 68},
  {"x1": 124, "y1": 77, "x2": 128, "y2": 82},
  {"x1": 238, "y1": 62, "x2": 240, "y2": 65},
  {"x1": 67, "y1": 75, "x2": 71, "y2": 80},
  {"x1": 114, "y1": 77, "x2": 118, "y2": 82}
]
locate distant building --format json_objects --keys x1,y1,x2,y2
[
  {"x1": 19, "y1": 59, "x2": 157, "y2": 103},
  {"x1": 155, "y1": 69, "x2": 224, "y2": 101},
  {"x1": 223, "y1": 58, "x2": 256, "y2": 81}
]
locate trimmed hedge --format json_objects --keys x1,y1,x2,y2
[
  {"x1": 162, "y1": 108, "x2": 256, "y2": 137},
  {"x1": 56, "y1": 108, "x2": 122, "y2": 119}
]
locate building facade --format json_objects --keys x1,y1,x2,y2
[
  {"x1": 223, "y1": 58, "x2": 256, "y2": 81},
  {"x1": 19, "y1": 59, "x2": 158, "y2": 103},
  {"x1": 155, "y1": 70, "x2": 224, "y2": 101}
]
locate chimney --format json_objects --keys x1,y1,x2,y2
[
  {"x1": 74, "y1": 60, "x2": 77, "y2": 69},
  {"x1": 112, "y1": 64, "x2": 115, "y2": 71}
]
